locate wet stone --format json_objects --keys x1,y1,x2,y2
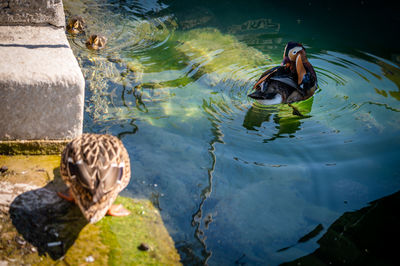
[
  {"x1": 138, "y1": 242, "x2": 150, "y2": 251},
  {"x1": 0, "y1": 166, "x2": 7, "y2": 173}
]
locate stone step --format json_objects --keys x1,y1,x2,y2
[
  {"x1": 0, "y1": 0, "x2": 65, "y2": 27},
  {"x1": 0, "y1": 25, "x2": 84, "y2": 140}
]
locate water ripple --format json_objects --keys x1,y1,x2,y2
[{"x1": 64, "y1": 1, "x2": 400, "y2": 264}]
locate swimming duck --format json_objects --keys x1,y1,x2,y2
[
  {"x1": 248, "y1": 42, "x2": 317, "y2": 105},
  {"x1": 58, "y1": 134, "x2": 131, "y2": 223},
  {"x1": 66, "y1": 16, "x2": 85, "y2": 35},
  {"x1": 86, "y1": 34, "x2": 107, "y2": 50}
]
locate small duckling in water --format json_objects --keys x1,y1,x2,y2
[
  {"x1": 86, "y1": 34, "x2": 107, "y2": 50},
  {"x1": 66, "y1": 16, "x2": 85, "y2": 35}
]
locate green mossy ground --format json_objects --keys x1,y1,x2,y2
[{"x1": 0, "y1": 155, "x2": 181, "y2": 265}]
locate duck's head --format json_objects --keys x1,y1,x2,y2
[
  {"x1": 282, "y1": 42, "x2": 308, "y2": 85},
  {"x1": 67, "y1": 16, "x2": 85, "y2": 35},
  {"x1": 86, "y1": 35, "x2": 107, "y2": 50}
]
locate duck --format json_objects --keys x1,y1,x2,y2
[
  {"x1": 58, "y1": 134, "x2": 131, "y2": 223},
  {"x1": 66, "y1": 16, "x2": 85, "y2": 35},
  {"x1": 248, "y1": 42, "x2": 317, "y2": 105},
  {"x1": 86, "y1": 34, "x2": 107, "y2": 50}
]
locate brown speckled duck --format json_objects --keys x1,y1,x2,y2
[
  {"x1": 248, "y1": 42, "x2": 317, "y2": 105},
  {"x1": 66, "y1": 16, "x2": 85, "y2": 35},
  {"x1": 58, "y1": 134, "x2": 131, "y2": 223},
  {"x1": 86, "y1": 34, "x2": 107, "y2": 50}
]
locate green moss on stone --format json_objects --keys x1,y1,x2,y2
[
  {"x1": 0, "y1": 140, "x2": 69, "y2": 155},
  {"x1": 0, "y1": 155, "x2": 181, "y2": 265},
  {"x1": 98, "y1": 197, "x2": 181, "y2": 265}
]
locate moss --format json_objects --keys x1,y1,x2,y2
[
  {"x1": 0, "y1": 140, "x2": 69, "y2": 155},
  {"x1": 98, "y1": 197, "x2": 181, "y2": 265},
  {"x1": 0, "y1": 155, "x2": 181, "y2": 265}
]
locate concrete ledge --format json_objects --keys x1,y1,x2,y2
[
  {"x1": 0, "y1": 25, "x2": 85, "y2": 140},
  {"x1": 0, "y1": 0, "x2": 65, "y2": 27},
  {"x1": 0, "y1": 139, "x2": 69, "y2": 155}
]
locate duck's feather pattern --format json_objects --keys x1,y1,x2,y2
[{"x1": 60, "y1": 134, "x2": 131, "y2": 223}]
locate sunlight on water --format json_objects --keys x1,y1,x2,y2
[{"x1": 64, "y1": 0, "x2": 400, "y2": 264}]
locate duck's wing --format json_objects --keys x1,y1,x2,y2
[
  {"x1": 252, "y1": 66, "x2": 283, "y2": 90},
  {"x1": 270, "y1": 76, "x2": 298, "y2": 89}
]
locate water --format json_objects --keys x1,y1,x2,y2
[{"x1": 64, "y1": 0, "x2": 400, "y2": 264}]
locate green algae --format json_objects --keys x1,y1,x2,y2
[
  {"x1": 0, "y1": 140, "x2": 69, "y2": 155},
  {"x1": 175, "y1": 27, "x2": 270, "y2": 76},
  {"x1": 98, "y1": 197, "x2": 181, "y2": 265}
]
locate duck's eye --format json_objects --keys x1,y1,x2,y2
[{"x1": 293, "y1": 51, "x2": 297, "y2": 54}]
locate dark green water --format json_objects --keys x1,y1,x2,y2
[{"x1": 65, "y1": 0, "x2": 400, "y2": 264}]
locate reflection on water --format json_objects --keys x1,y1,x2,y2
[
  {"x1": 64, "y1": 0, "x2": 400, "y2": 264},
  {"x1": 243, "y1": 100, "x2": 312, "y2": 142}
]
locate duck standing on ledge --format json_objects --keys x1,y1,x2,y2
[
  {"x1": 58, "y1": 134, "x2": 131, "y2": 223},
  {"x1": 248, "y1": 42, "x2": 317, "y2": 105}
]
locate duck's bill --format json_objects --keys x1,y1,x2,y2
[
  {"x1": 248, "y1": 90, "x2": 277, "y2": 100},
  {"x1": 296, "y1": 55, "x2": 306, "y2": 85},
  {"x1": 248, "y1": 90, "x2": 265, "y2": 100}
]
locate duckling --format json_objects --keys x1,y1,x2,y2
[
  {"x1": 66, "y1": 16, "x2": 85, "y2": 35},
  {"x1": 248, "y1": 42, "x2": 317, "y2": 105},
  {"x1": 86, "y1": 34, "x2": 107, "y2": 50},
  {"x1": 58, "y1": 134, "x2": 131, "y2": 223}
]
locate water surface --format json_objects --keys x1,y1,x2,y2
[{"x1": 64, "y1": 0, "x2": 400, "y2": 264}]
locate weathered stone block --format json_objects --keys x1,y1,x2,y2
[
  {"x1": 0, "y1": 0, "x2": 65, "y2": 27},
  {"x1": 0, "y1": 26, "x2": 85, "y2": 140}
]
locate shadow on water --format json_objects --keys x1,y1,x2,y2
[
  {"x1": 282, "y1": 190, "x2": 400, "y2": 266},
  {"x1": 9, "y1": 168, "x2": 88, "y2": 260}
]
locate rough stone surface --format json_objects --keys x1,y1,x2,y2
[
  {"x1": 0, "y1": 0, "x2": 65, "y2": 27},
  {"x1": 0, "y1": 25, "x2": 85, "y2": 140}
]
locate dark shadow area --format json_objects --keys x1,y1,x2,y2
[
  {"x1": 9, "y1": 167, "x2": 88, "y2": 260},
  {"x1": 277, "y1": 224, "x2": 324, "y2": 252},
  {"x1": 0, "y1": 44, "x2": 69, "y2": 49},
  {"x1": 282, "y1": 191, "x2": 400, "y2": 266},
  {"x1": 165, "y1": 0, "x2": 400, "y2": 60}
]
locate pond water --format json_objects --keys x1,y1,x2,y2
[{"x1": 64, "y1": 0, "x2": 400, "y2": 264}]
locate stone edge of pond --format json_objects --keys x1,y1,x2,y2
[
  {"x1": 0, "y1": 0, "x2": 84, "y2": 142},
  {"x1": 0, "y1": 140, "x2": 69, "y2": 155},
  {"x1": 0, "y1": 155, "x2": 182, "y2": 265}
]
